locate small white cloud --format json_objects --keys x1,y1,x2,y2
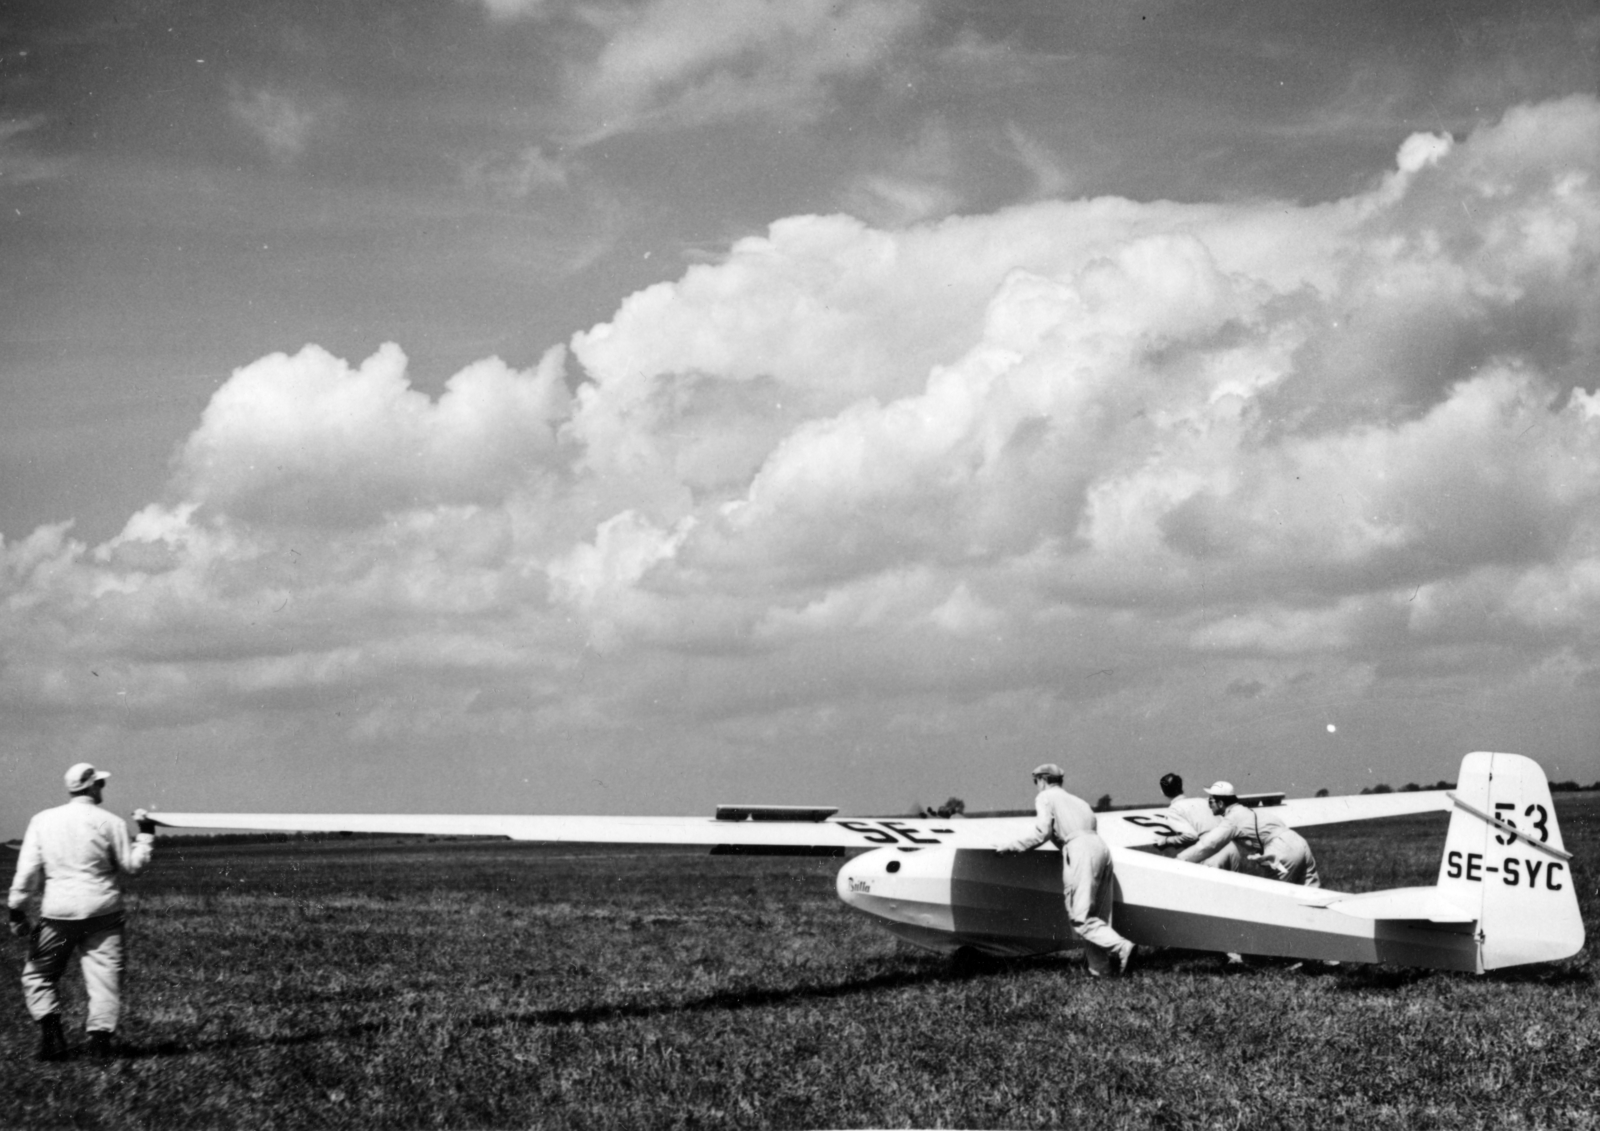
[
  {"x1": 467, "y1": 0, "x2": 551, "y2": 20},
  {"x1": 0, "y1": 115, "x2": 68, "y2": 184},
  {"x1": 229, "y1": 86, "x2": 318, "y2": 162},
  {"x1": 463, "y1": 145, "x2": 570, "y2": 199},
  {"x1": 841, "y1": 173, "x2": 963, "y2": 228},
  {"x1": 839, "y1": 118, "x2": 968, "y2": 226},
  {"x1": 1396, "y1": 131, "x2": 1453, "y2": 174},
  {"x1": 1004, "y1": 122, "x2": 1072, "y2": 199},
  {"x1": 571, "y1": 0, "x2": 924, "y2": 139},
  {"x1": 927, "y1": 582, "x2": 1002, "y2": 638}
]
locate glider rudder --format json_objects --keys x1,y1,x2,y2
[{"x1": 1437, "y1": 752, "x2": 1585, "y2": 972}]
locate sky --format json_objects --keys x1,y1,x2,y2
[{"x1": 3, "y1": 0, "x2": 1600, "y2": 837}]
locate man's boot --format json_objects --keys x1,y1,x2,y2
[
  {"x1": 86, "y1": 1030, "x2": 115, "y2": 1061},
  {"x1": 36, "y1": 1014, "x2": 68, "y2": 1061}
]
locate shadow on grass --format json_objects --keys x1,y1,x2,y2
[
  {"x1": 1315, "y1": 959, "x2": 1592, "y2": 992},
  {"x1": 506, "y1": 947, "x2": 1313, "y2": 1028},
  {"x1": 482, "y1": 953, "x2": 1061, "y2": 1028},
  {"x1": 115, "y1": 1020, "x2": 388, "y2": 1059},
  {"x1": 1122, "y1": 947, "x2": 1294, "y2": 977},
  {"x1": 1483, "y1": 961, "x2": 1594, "y2": 987}
]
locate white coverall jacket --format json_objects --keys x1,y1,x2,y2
[
  {"x1": 1163, "y1": 795, "x2": 1243, "y2": 870},
  {"x1": 8, "y1": 797, "x2": 154, "y2": 919},
  {"x1": 1001, "y1": 785, "x2": 1132, "y2": 974}
]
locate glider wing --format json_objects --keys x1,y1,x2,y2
[
  {"x1": 142, "y1": 809, "x2": 1041, "y2": 853},
  {"x1": 1098, "y1": 788, "x2": 1454, "y2": 849}
]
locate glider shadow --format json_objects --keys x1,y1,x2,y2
[
  {"x1": 113, "y1": 1020, "x2": 388, "y2": 1059},
  {"x1": 482, "y1": 953, "x2": 1058, "y2": 1028}
]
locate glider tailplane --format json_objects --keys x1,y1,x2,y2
[{"x1": 1437, "y1": 752, "x2": 1584, "y2": 972}]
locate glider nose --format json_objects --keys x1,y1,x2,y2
[
  {"x1": 836, "y1": 849, "x2": 888, "y2": 908},
  {"x1": 835, "y1": 846, "x2": 956, "y2": 933}
]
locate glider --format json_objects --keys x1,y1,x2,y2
[{"x1": 143, "y1": 751, "x2": 1582, "y2": 973}]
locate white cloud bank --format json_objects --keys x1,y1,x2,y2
[{"x1": 4, "y1": 96, "x2": 1599, "y2": 808}]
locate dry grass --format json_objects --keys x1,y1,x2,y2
[{"x1": 3, "y1": 797, "x2": 1597, "y2": 1130}]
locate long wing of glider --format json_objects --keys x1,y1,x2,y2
[
  {"x1": 141, "y1": 809, "x2": 1041, "y2": 853},
  {"x1": 1254, "y1": 789, "x2": 1455, "y2": 826},
  {"x1": 143, "y1": 786, "x2": 1454, "y2": 852},
  {"x1": 1096, "y1": 789, "x2": 1453, "y2": 848}
]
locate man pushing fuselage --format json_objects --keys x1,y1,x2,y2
[
  {"x1": 1153, "y1": 773, "x2": 1243, "y2": 871},
  {"x1": 996, "y1": 763, "x2": 1135, "y2": 976},
  {"x1": 1188, "y1": 781, "x2": 1321, "y2": 886}
]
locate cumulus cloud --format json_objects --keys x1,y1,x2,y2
[
  {"x1": 4, "y1": 96, "x2": 1600, "y2": 803},
  {"x1": 176, "y1": 342, "x2": 571, "y2": 526},
  {"x1": 556, "y1": 96, "x2": 1600, "y2": 722}
]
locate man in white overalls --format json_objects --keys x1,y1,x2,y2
[
  {"x1": 1180, "y1": 780, "x2": 1321, "y2": 886},
  {"x1": 1153, "y1": 773, "x2": 1243, "y2": 871},
  {"x1": 8, "y1": 764, "x2": 156, "y2": 1060},
  {"x1": 997, "y1": 763, "x2": 1136, "y2": 977}
]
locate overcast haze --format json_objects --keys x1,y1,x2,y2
[{"x1": 4, "y1": 0, "x2": 1600, "y2": 836}]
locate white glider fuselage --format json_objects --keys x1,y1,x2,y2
[
  {"x1": 839, "y1": 751, "x2": 1582, "y2": 972},
  {"x1": 838, "y1": 845, "x2": 1483, "y2": 968}
]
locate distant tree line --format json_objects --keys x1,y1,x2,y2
[
  {"x1": 1358, "y1": 780, "x2": 1600, "y2": 794},
  {"x1": 1359, "y1": 780, "x2": 1457, "y2": 794}
]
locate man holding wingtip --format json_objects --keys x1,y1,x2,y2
[{"x1": 8, "y1": 763, "x2": 157, "y2": 1061}]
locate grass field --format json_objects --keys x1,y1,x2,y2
[{"x1": 4, "y1": 796, "x2": 1598, "y2": 1130}]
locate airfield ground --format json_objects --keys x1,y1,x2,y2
[{"x1": 3, "y1": 796, "x2": 1597, "y2": 1130}]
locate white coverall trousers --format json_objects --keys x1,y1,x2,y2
[
  {"x1": 1176, "y1": 839, "x2": 1243, "y2": 871},
  {"x1": 1062, "y1": 833, "x2": 1132, "y2": 976},
  {"x1": 1261, "y1": 830, "x2": 1320, "y2": 887},
  {"x1": 21, "y1": 913, "x2": 127, "y2": 1033}
]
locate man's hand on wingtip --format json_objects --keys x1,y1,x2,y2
[{"x1": 133, "y1": 809, "x2": 157, "y2": 836}]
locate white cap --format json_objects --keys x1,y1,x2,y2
[
  {"x1": 65, "y1": 763, "x2": 110, "y2": 793},
  {"x1": 1031, "y1": 763, "x2": 1066, "y2": 780},
  {"x1": 1203, "y1": 780, "x2": 1236, "y2": 798}
]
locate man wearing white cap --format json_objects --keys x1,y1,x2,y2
[
  {"x1": 7, "y1": 763, "x2": 156, "y2": 1061},
  {"x1": 996, "y1": 763, "x2": 1136, "y2": 977},
  {"x1": 1193, "y1": 781, "x2": 1321, "y2": 887},
  {"x1": 1153, "y1": 773, "x2": 1242, "y2": 871}
]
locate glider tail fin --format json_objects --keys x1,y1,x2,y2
[{"x1": 1437, "y1": 752, "x2": 1584, "y2": 972}]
